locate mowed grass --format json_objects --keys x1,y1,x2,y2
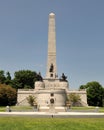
[
  {"x1": 1, "y1": 106, "x2": 104, "y2": 112},
  {"x1": 0, "y1": 117, "x2": 104, "y2": 130}
]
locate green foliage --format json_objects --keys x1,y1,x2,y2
[
  {"x1": 0, "y1": 70, "x2": 12, "y2": 86},
  {"x1": 87, "y1": 82, "x2": 104, "y2": 106},
  {"x1": 26, "y1": 95, "x2": 37, "y2": 106},
  {"x1": 0, "y1": 70, "x2": 6, "y2": 84},
  {"x1": 13, "y1": 70, "x2": 38, "y2": 89},
  {"x1": 68, "y1": 93, "x2": 81, "y2": 106},
  {"x1": 5, "y1": 72, "x2": 12, "y2": 85},
  {"x1": 0, "y1": 117, "x2": 104, "y2": 130},
  {"x1": 79, "y1": 81, "x2": 104, "y2": 107},
  {"x1": 79, "y1": 85, "x2": 86, "y2": 89},
  {"x1": 0, "y1": 69, "x2": 39, "y2": 89},
  {"x1": 0, "y1": 84, "x2": 17, "y2": 106}
]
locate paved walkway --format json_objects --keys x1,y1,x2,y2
[{"x1": 0, "y1": 112, "x2": 104, "y2": 118}]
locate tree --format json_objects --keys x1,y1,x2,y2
[
  {"x1": 26, "y1": 95, "x2": 37, "y2": 106},
  {"x1": 13, "y1": 70, "x2": 38, "y2": 89},
  {"x1": 0, "y1": 70, "x2": 6, "y2": 84},
  {"x1": 79, "y1": 81, "x2": 104, "y2": 107},
  {"x1": 5, "y1": 72, "x2": 12, "y2": 85},
  {"x1": 79, "y1": 85, "x2": 86, "y2": 90},
  {"x1": 0, "y1": 70, "x2": 12, "y2": 86},
  {"x1": 0, "y1": 84, "x2": 17, "y2": 106},
  {"x1": 68, "y1": 93, "x2": 81, "y2": 106}
]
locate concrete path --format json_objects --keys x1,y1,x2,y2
[{"x1": 0, "y1": 112, "x2": 104, "y2": 118}]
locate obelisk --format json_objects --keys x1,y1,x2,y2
[{"x1": 46, "y1": 13, "x2": 57, "y2": 79}]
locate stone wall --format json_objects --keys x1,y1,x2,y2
[
  {"x1": 17, "y1": 89, "x2": 88, "y2": 107},
  {"x1": 67, "y1": 90, "x2": 88, "y2": 106},
  {"x1": 17, "y1": 89, "x2": 35, "y2": 106}
]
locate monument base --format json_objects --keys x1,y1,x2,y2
[
  {"x1": 17, "y1": 79, "x2": 88, "y2": 111},
  {"x1": 39, "y1": 106, "x2": 66, "y2": 112}
]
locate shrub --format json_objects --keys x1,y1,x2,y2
[
  {"x1": 68, "y1": 93, "x2": 81, "y2": 106},
  {"x1": 26, "y1": 95, "x2": 37, "y2": 106},
  {"x1": 0, "y1": 84, "x2": 17, "y2": 106}
]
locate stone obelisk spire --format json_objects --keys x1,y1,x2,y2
[{"x1": 46, "y1": 13, "x2": 57, "y2": 79}]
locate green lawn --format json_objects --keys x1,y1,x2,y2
[
  {"x1": 71, "y1": 106, "x2": 104, "y2": 112},
  {"x1": 0, "y1": 117, "x2": 104, "y2": 130},
  {"x1": 0, "y1": 106, "x2": 104, "y2": 112},
  {"x1": 0, "y1": 106, "x2": 34, "y2": 112}
]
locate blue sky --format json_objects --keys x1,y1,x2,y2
[{"x1": 0, "y1": 0, "x2": 104, "y2": 89}]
